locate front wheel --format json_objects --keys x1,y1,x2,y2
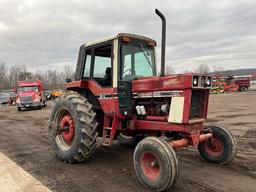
[
  {"x1": 198, "y1": 125, "x2": 236, "y2": 165},
  {"x1": 133, "y1": 137, "x2": 178, "y2": 191}
]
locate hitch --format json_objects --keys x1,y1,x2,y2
[{"x1": 59, "y1": 126, "x2": 69, "y2": 132}]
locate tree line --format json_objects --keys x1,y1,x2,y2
[
  {"x1": 0, "y1": 62, "x2": 75, "y2": 91},
  {"x1": 3, "y1": 61, "x2": 247, "y2": 91}
]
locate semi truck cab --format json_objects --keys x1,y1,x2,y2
[{"x1": 16, "y1": 80, "x2": 46, "y2": 111}]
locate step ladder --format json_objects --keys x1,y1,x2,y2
[{"x1": 102, "y1": 114, "x2": 119, "y2": 146}]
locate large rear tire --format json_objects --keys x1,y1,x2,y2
[
  {"x1": 198, "y1": 125, "x2": 236, "y2": 165},
  {"x1": 48, "y1": 92, "x2": 98, "y2": 163},
  {"x1": 133, "y1": 137, "x2": 178, "y2": 191}
]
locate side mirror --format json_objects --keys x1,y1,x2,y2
[{"x1": 65, "y1": 78, "x2": 72, "y2": 83}]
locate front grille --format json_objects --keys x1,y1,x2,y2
[
  {"x1": 189, "y1": 91, "x2": 205, "y2": 119},
  {"x1": 21, "y1": 96, "x2": 33, "y2": 103}
]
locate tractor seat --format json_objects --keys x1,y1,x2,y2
[{"x1": 103, "y1": 67, "x2": 112, "y2": 86}]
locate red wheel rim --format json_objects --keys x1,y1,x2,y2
[
  {"x1": 204, "y1": 136, "x2": 224, "y2": 157},
  {"x1": 140, "y1": 152, "x2": 160, "y2": 181},
  {"x1": 60, "y1": 112, "x2": 75, "y2": 145}
]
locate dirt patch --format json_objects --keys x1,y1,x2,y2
[
  {"x1": 230, "y1": 122, "x2": 254, "y2": 126},
  {"x1": 244, "y1": 129, "x2": 256, "y2": 151},
  {"x1": 215, "y1": 112, "x2": 256, "y2": 119}
]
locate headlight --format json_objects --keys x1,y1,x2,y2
[
  {"x1": 193, "y1": 76, "x2": 211, "y2": 88},
  {"x1": 193, "y1": 76, "x2": 198, "y2": 86},
  {"x1": 206, "y1": 77, "x2": 212, "y2": 86}
]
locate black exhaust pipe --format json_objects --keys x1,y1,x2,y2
[{"x1": 155, "y1": 9, "x2": 166, "y2": 77}]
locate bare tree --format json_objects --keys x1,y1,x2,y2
[
  {"x1": 0, "y1": 63, "x2": 74, "y2": 91},
  {"x1": 0, "y1": 62, "x2": 8, "y2": 89},
  {"x1": 63, "y1": 64, "x2": 75, "y2": 80},
  {"x1": 195, "y1": 64, "x2": 210, "y2": 74}
]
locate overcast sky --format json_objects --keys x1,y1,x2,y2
[{"x1": 0, "y1": 0, "x2": 255, "y2": 73}]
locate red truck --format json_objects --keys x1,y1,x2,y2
[{"x1": 16, "y1": 80, "x2": 46, "y2": 111}]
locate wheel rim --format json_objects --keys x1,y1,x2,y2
[
  {"x1": 140, "y1": 152, "x2": 160, "y2": 181},
  {"x1": 55, "y1": 109, "x2": 75, "y2": 151},
  {"x1": 60, "y1": 113, "x2": 75, "y2": 144},
  {"x1": 204, "y1": 136, "x2": 224, "y2": 157}
]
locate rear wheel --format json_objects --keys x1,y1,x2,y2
[
  {"x1": 133, "y1": 137, "x2": 178, "y2": 191},
  {"x1": 18, "y1": 107, "x2": 21, "y2": 111},
  {"x1": 48, "y1": 92, "x2": 98, "y2": 163},
  {"x1": 198, "y1": 125, "x2": 236, "y2": 165}
]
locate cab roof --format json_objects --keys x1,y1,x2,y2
[{"x1": 85, "y1": 33, "x2": 156, "y2": 47}]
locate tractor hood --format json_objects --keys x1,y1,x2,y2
[{"x1": 132, "y1": 74, "x2": 194, "y2": 92}]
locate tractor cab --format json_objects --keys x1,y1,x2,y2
[{"x1": 74, "y1": 33, "x2": 157, "y2": 88}]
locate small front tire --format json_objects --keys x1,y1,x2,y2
[
  {"x1": 198, "y1": 125, "x2": 236, "y2": 165},
  {"x1": 133, "y1": 137, "x2": 178, "y2": 191}
]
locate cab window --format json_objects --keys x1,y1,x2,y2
[
  {"x1": 92, "y1": 43, "x2": 112, "y2": 87},
  {"x1": 83, "y1": 49, "x2": 91, "y2": 78}
]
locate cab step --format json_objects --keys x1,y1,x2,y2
[{"x1": 101, "y1": 115, "x2": 119, "y2": 146}]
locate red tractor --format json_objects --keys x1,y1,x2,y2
[
  {"x1": 235, "y1": 78, "x2": 250, "y2": 91},
  {"x1": 48, "y1": 10, "x2": 236, "y2": 191},
  {"x1": 16, "y1": 80, "x2": 46, "y2": 111}
]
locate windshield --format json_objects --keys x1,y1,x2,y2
[
  {"x1": 121, "y1": 41, "x2": 156, "y2": 81},
  {"x1": 20, "y1": 86, "x2": 38, "y2": 92}
]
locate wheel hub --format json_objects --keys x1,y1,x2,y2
[
  {"x1": 141, "y1": 152, "x2": 160, "y2": 181},
  {"x1": 150, "y1": 160, "x2": 158, "y2": 167},
  {"x1": 205, "y1": 136, "x2": 224, "y2": 157},
  {"x1": 60, "y1": 113, "x2": 75, "y2": 144}
]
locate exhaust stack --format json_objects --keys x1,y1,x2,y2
[{"x1": 155, "y1": 9, "x2": 166, "y2": 77}]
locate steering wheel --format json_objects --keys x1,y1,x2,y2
[{"x1": 123, "y1": 68, "x2": 132, "y2": 76}]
